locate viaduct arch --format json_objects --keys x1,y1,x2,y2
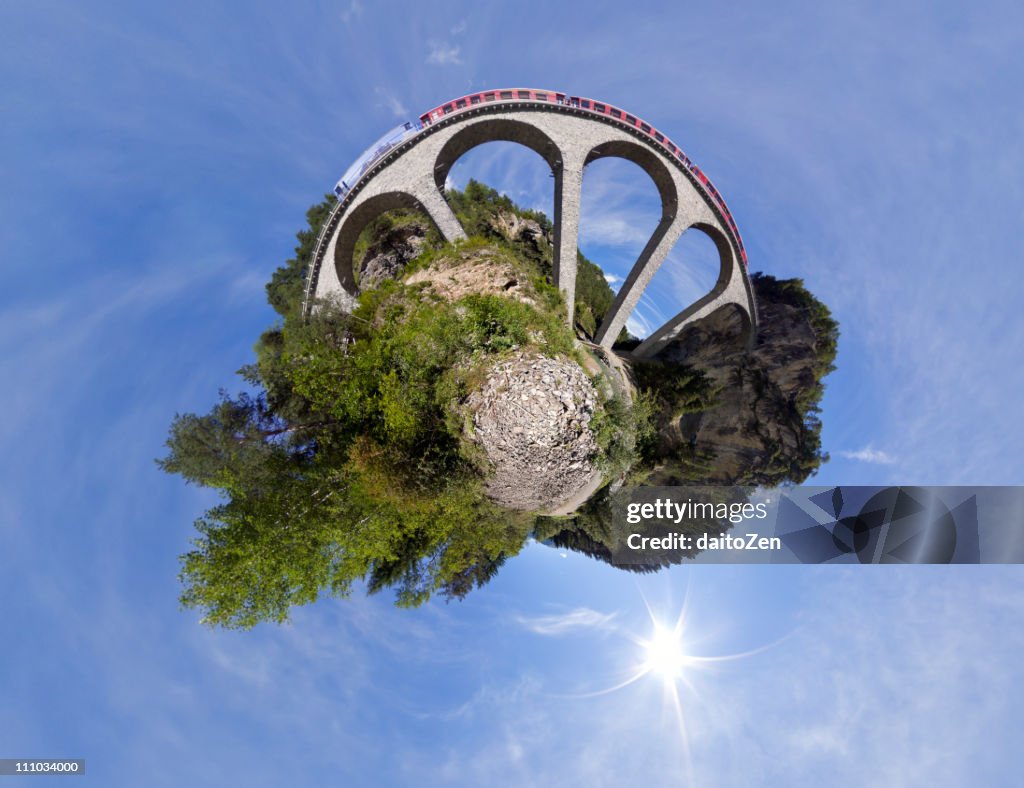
[{"x1": 303, "y1": 93, "x2": 757, "y2": 359}]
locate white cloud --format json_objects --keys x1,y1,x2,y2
[
  {"x1": 403, "y1": 571, "x2": 1024, "y2": 788},
  {"x1": 839, "y1": 446, "x2": 897, "y2": 465},
  {"x1": 604, "y1": 273, "x2": 622, "y2": 284},
  {"x1": 515, "y1": 608, "x2": 618, "y2": 636},
  {"x1": 451, "y1": 20, "x2": 468, "y2": 35},
  {"x1": 374, "y1": 87, "x2": 408, "y2": 118},
  {"x1": 340, "y1": 0, "x2": 363, "y2": 23},
  {"x1": 580, "y1": 213, "x2": 651, "y2": 247},
  {"x1": 426, "y1": 40, "x2": 463, "y2": 65}
]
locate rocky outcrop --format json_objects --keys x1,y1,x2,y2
[
  {"x1": 358, "y1": 223, "x2": 427, "y2": 289},
  {"x1": 648, "y1": 275, "x2": 834, "y2": 487},
  {"x1": 489, "y1": 210, "x2": 548, "y2": 249},
  {"x1": 467, "y1": 353, "x2": 599, "y2": 512},
  {"x1": 405, "y1": 251, "x2": 537, "y2": 307}
]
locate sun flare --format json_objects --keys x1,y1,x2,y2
[
  {"x1": 642, "y1": 624, "x2": 689, "y2": 681},
  {"x1": 552, "y1": 584, "x2": 787, "y2": 787}
]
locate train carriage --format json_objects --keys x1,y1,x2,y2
[{"x1": 331, "y1": 89, "x2": 747, "y2": 266}]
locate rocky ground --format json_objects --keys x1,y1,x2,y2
[
  {"x1": 405, "y1": 252, "x2": 538, "y2": 307},
  {"x1": 466, "y1": 353, "x2": 600, "y2": 511}
]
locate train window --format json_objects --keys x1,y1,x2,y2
[
  {"x1": 594, "y1": 102, "x2": 606, "y2": 112},
  {"x1": 640, "y1": 123, "x2": 651, "y2": 133},
  {"x1": 625, "y1": 114, "x2": 637, "y2": 125},
  {"x1": 654, "y1": 132, "x2": 664, "y2": 142},
  {"x1": 470, "y1": 95, "x2": 481, "y2": 105},
  {"x1": 484, "y1": 92, "x2": 496, "y2": 101},
  {"x1": 609, "y1": 108, "x2": 622, "y2": 118},
  {"x1": 443, "y1": 104, "x2": 453, "y2": 114},
  {"x1": 455, "y1": 99, "x2": 467, "y2": 108},
  {"x1": 581, "y1": 100, "x2": 591, "y2": 108},
  {"x1": 517, "y1": 90, "x2": 531, "y2": 99},
  {"x1": 535, "y1": 92, "x2": 547, "y2": 101},
  {"x1": 500, "y1": 91, "x2": 514, "y2": 99}
]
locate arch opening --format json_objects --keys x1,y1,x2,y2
[
  {"x1": 432, "y1": 118, "x2": 562, "y2": 194},
  {"x1": 646, "y1": 301, "x2": 753, "y2": 364},
  {"x1": 632, "y1": 222, "x2": 751, "y2": 358},
  {"x1": 584, "y1": 139, "x2": 678, "y2": 218},
  {"x1": 576, "y1": 157, "x2": 663, "y2": 340},
  {"x1": 580, "y1": 138, "x2": 687, "y2": 347},
  {"x1": 332, "y1": 191, "x2": 440, "y2": 296},
  {"x1": 441, "y1": 140, "x2": 556, "y2": 229},
  {"x1": 627, "y1": 225, "x2": 726, "y2": 339}
]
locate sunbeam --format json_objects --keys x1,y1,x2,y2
[{"x1": 547, "y1": 579, "x2": 787, "y2": 784}]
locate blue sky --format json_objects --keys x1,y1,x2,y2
[{"x1": 2, "y1": 1, "x2": 1023, "y2": 785}]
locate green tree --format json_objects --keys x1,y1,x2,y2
[
  {"x1": 265, "y1": 194, "x2": 336, "y2": 319},
  {"x1": 160, "y1": 192, "x2": 583, "y2": 628}
]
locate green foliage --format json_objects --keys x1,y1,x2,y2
[
  {"x1": 446, "y1": 179, "x2": 552, "y2": 244},
  {"x1": 446, "y1": 180, "x2": 622, "y2": 339},
  {"x1": 163, "y1": 283, "x2": 549, "y2": 627},
  {"x1": 161, "y1": 190, "x2": 585, "y2": 627},
  {"x1": 588, "y1": 379, "x2": 654, "y2": 481},
  {"x1": 266, "y1": 195, "x2": 336, "y2": 319},
  {"x1": 162, "y1": 180, "x2": 840, "y2": 626},
  {"x1": 574, "y1": 253, "x2": 615, "y2": 339},
  {"x1": 632, "y1": 361, "x2": 718, "y2": 423}
]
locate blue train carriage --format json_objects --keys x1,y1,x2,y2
[{"x1": 333, "y1": 120, "x2": 423, "y2": 201}]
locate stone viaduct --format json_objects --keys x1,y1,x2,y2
[{"x1": 302, "y1": 95, "x2": 757, "y2": 359}]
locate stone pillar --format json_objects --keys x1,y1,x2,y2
[
  {"x1": 552, "y1": 149, "x2": 586, "y2": 322},
  {"x1": 631, "y1": 232, "x2": 752, "y2": 358},
  {"x1": 593, "y1": 212, "x2": 690, "y2": 348},
  {"x1": 413, "y1": 183, "x2": 468, "y2": 244}
]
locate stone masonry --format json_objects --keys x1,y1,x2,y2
[{"x1": 305, "y1": 101, "x2": 756, "y2": 358}]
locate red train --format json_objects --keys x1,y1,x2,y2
[{"x1": 418, "y1": 89, "x2": 748, "y2": 266}]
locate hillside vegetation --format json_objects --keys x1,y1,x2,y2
[
  {"x1": 160, "y1": 181, "x2": 838, "y2": 624},
  {"x1": 160, "y1": 183, "x2": 642, "y2": 627}
]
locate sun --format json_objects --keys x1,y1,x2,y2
[
  {"x1": 642, "y1": 623, "x2": 689, "y2": 681},
  {"x1": 552, "y1": 584, "x2": 786, "y2": 786}
]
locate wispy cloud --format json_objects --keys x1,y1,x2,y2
[
  {"x1": 839, "y1": 446, "x2": 897, "y2": 465},
  {"x1": 516, "y1": 608, "x2": 618, "y2": 636},
  {"x1": 398, "y1": 571, "x2": 1024, "y2": 787},
  {"x1": 374, "y1": 86, "x2": 408, "y2": 118},
  {"x1": 451, "y1": 20, "x2": 468, "y2": 35},
  {"x1": 581, "y1": 213, "x2": 652, "y2": 247},
  {"x1": 339, "y1": 0, "x2": 363, "y2": 23},
  {"x1": 426, "y1": 40, "x2": 463, "y2": 65}
]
